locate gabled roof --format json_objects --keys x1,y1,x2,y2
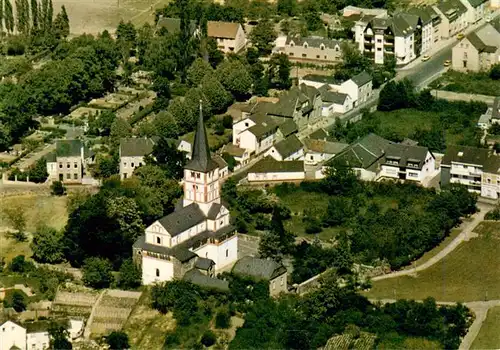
[
  {"x1": 158, "y1": 203, "x2": 206, "y2": 237},
  {"x1": 304, "y1": 138, "x2": 348, "y2": 154},
  {"x1": 465, "y1": 0, "x2": 488, "y2": 8},
  {"x1": 232, "y1": 256, "x2": 287, "y2": 280},
  {"x1": 435, "y1": 0, "x2": 467, "y2": 21},
  {"x1": 56, "y1": 139, "x2": 83, "y2": 157},
  {"x1": 247, "y1": 117, "x2": 280, "y2": 139},
  {"x1": 465, "y1": 24, "x2": 500, "y2": 53},
  {"x1": 120, "y1": 137, "x2": 155, "y2": 157},
  {"x1": 278, "y1": 119, "x2": 298, "y2": 137},
  {"x1": 383, "y1": 143, "x2": 430, "y2": 169},
  {"x1": 206, "y1": 203, "x2": 223, "y2": 220},
  {"x1": 185, "y1": 104, "x2": 219, "y2": 172},
  {"x1": 249, "y1": 157, "x2": 304, "y2": 173},
  {"x1": 350, "y1": 71, "x2": 372, "y2": 87},
  {"x1": 321, "y1": 90, "x2": 349, "y2": 104},
  {"x1": 207, "y1": 21, "x2": 241, "y2": 39},
  {"x1": 268, "y1": 87, "x2": 311, "y2": 118},
  {"x1": 222, "y1": 143, "x2": 246, "y2": 157},
  {"x1": 272, "y1": 135, "x2": 303, "y2": 159},
  {"x1": 183, "y1": 269, "x2": 229, "y2": 291},
  {"x1": 308, "y1": 128, "x2": 329, "y2": 140},
  {"x1": 213, "y1": 154, "x2": 228, "y2": 169},
  {"x1": 441, "y1": 145, "x2": 492, "y2": 167},
  {"x1": 285, "y1": 35, "x2": 341, "y2": 49},
  {"x1": 133, "y1": 235, "x2": 197, "y2": 262},
  {"x1": 194, "y1": 257, "x2": 215, "y2": 271},
  {"x1": 391, "y1": 13, "x2": 420, "y2": 36},
  {"x1": 328, "y1": 133, "x2": 390, "y2": 169}
]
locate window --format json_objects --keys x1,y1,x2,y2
[
  {"x1": 196, "y1": 173, "x2": 200, "y2": 178},
  {"x1": 289, "y1": 52, "x2": 294, "y2": 56},
  {"x1": 139, "y1": 162, "x2": 142, "y2": 167},
  {"x1": 310, "y1": 156, "x2": 313, "y2": 160},
  {"x1": 377, "y1": 39, "x2": 382, "y2": 43},
  {"x1": 272, "y1": 281, "x2": 275, "y2": 290},
  {"x1": 74, "y1": 173, "x2": 78, "y2": 180},
  {"x1": 302, "y1": 53, "x2": 307, "y2": 58},
  {"x1": 324, "y1": 55, "x2": 327, "y2": 59},
  {"x1": 66, "y1": 173, "x2": 71, "y2": 179},
  {"x1": 59, "y1": 163, "x2": 63, "y2": 168},
  {"x1": 220, "y1": 220, "x2": 223, "y2": 226},
  {"x1": 67, "y1": 163, "x2": 70, "y2": 168},
  {"x1": 463, "y1": 52, "x2": 468, "y2": 59},
  {"x1": 316, "y1": 55, "x2": 320, "y2": 58},
  {"x1": 281, "y1": 276, "x2": 284, "y2": 286},
  {"x1": 245, "y1": 122, "x2": 249, "y2": 127},
  {"x1": 226, "y1": 249, "x2": 228, "y2": 257},
  {"x1": 74, "y1": 162, "x2": 78, "y2": 168},
  {"x1": 463, "y1": 60, "x2": 467, "y2": 68},
  {"x1": 156, "y1": 237, "x2": 161, "y2": 244},
  {"x1": 377, "y1": 48, "x2": 382, "y2": 51},
  {"x1": 156, "y1": 269, "x2": 160, "y2": 277},
  {"x1": 123, "y1": 173, "x2": 127, "y2": 179},
  {"x1": 124, "y1": 162, "x2": 127, "y2": 167},
  {"x1": 191, "y1": 171, "x2": 195, "y2": 178},
  {"x1": 335, "y1": 46, "x2": 339, "y2": 52},
  {"x1": 131, "y1": 162, "x2": 135, "y2": 167}
]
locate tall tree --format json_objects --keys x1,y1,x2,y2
[
  {"x1": 0, "y1": 0, "x2": 4, "y2": 32},
  {"x1": 21, "y1": 0, "x2": 30, "y2": 33},
  {"x1": 4, "y1": 0, "x2": 13, "y2": 33},
  {"x1": 46, "y1": 0, "x2": 52, "y2": 29},
  {"x1": 249, "y1": 19, "x2": 277, "y2": 56},
  {"x1": 258, "y1": 205, "x2": 295, "y2": 262},
  {"x1": 52, "y1": 4, "x2": 68, "y2": 38},
  {"x1": 40, "y1": 0, "x2": 47, "y2": 31},
  {"x1": 30, "y1": 0, "x2": 37, "y2": 29}
]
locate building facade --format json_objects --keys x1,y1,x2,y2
[
  {"x1": 279, "y1": 36, "x2": 343, "y2": 64},
  {"x1": 232, "y1": 256, "x2": 288, "y2": 297},
  {"x1": 46, "y1": 140, "x2": 94, "y2": 184},
  {"x1": 207, "y1": 21, "x2": 246, "y2": 53},
  {"x1": 133, "y1": 106, "x2": 238, "y2": 285},
  {"x1": 433, "y1": 0, "x2": 468, "y2": 39}
]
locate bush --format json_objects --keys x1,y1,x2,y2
[
  {"x1": 200, "y1": 330, "x2": 217, "y2": 347},
  {"x1": 9, "y1": 255, "x2": 35, "y2": 273},
  {"x1": 9, "y1": 290, "x2": 27, "y2": 312},
  {"x1": 106, "y1": 331, "x2": 130, "y2": 349},
  {"x1": 82, "y1": 257, "x2": 114, "y2": 289},
  {"x1": 490, "y1": 64, "x2": 500, "y2": 80},
  {"x1": 215, "y1": 308, "x2": 231, "y2": 329},
  {"x1": 485, "y1": 206, "x2": 500, "y2": 220},
  {"x1": 51, "y1": 181, "x2": 66, "y2": 196},
  {"x1": 118, "y1": 259, "x2": 141, "y2": 289},
  {"x1": 222, "y1": 115, "x2": 233, "y2": 129}
]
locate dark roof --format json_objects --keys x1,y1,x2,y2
[
  {"x1": 120, "y1": 138, "x2": 155, "y2": 157},
  {"x1": 272, "y1": 135, "x2": 303, "y2": 159},
  {"x1": 249, "y1": 157, "x2": 304, "y2": 173},
  {"x1": 383, "y1": 143, "x2": 430, "y2": 169},
  {"x1": 408, "y1": 7, "x2": 433, "y2": 25},
  {"x1": 45, "y1": 151, "x2": 56, "y2": 162},
  {"x1": 268, "y1": 87, "x2": 311, "y2": 118},
  {"x1": 466, "y1": 0, "x2": 488, "y2": 8},
  {"x1": 442, "y1": 145, "x2": 493, "y2": 167},
  {"x1": 183, "y1": 269, "x2": 229, "y2": 291},
  {"x1": 278, "y1": 119, "x2": 298, "y2": 137},
  {"x1": 25, "y1": 319, "x2": 69, "y2": 333},
  {"x1": 328, "y1": 133, "x2": 390, "y2": 169},
  {"x1": 133, "y1": 235, "x2": 197, "y2": 263},
  {"x1": 350, "y1": 71, "x2": 372, "y2": 86},
  {"x1": 232, "y1": 256, "x2": 287, "y2": 280},
  {"x1": 286, "y1": 36, "x2": 341, "y2": 49},
  {"x1": 465, "y1": 24, "x2": 500, "y2": 53},
  {"x1": 206, "y1": 203, "x2": 223, "y2": 220},
  {"x1": 308, "y1": 128, "x2": 329, "y2": 140},
  {"x1": 304, "y1": 138, "x2": 348, "y2": 154},
  {"x1": 247, "y1": 117, "x2": 280, "y2": 139},
  {"x1": 391, "y1": 13, "x2": 419, "y2": 36},
  {"x1": 174, "y1": 225, "x2": 236, "y2": 253},
  {"x1": 56, "y1": 139, "x2": 82, "y2": 157},
  {"x1": 194, "y1": 257, "x2": 215, "y2": 270},
  {"x1": 222, "y1": 143, "x2": 246, "y2": 157},
  {"x1": 401, "y1": 138, "x2": 419, "y2": 146},
  {"x1": 466, "y1": 32, "x2": 498, "y2": 53},
  {"x1": 484, "y1": 155, "x2": 500, "y2": 174},
  {"x1": 436, "y1": 0, "x2": 468, "y2": 21},
  {"x1": 185, "y1": 104, "x2": 219, "y2": 172},
  {"x1": 158, "y1": 203, "x2": 206, "y2": 237},
  {"x1": 213, "y1": 154, "x2": 228, "y2": 169},
  {"x1": 156, "y1": 17, "x2": 198, "y2": 35},
  {"x1": 321, "y1": 90, "x2": 349, "y2": 104},
  {"x1": 207, "y1": 21, "x2": 241, "y2": 39},
  {"x1": 301, "y1": 74, "x2": 343, "y2": 85}
]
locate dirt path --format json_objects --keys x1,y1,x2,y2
[
  {"x1": 372, "y1": 203, "x2": 492, "y2": 282},
  {"x1": 83, "y1": 290, "x2": 105, "y2": 339}
]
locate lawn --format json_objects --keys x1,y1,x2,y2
[
  {"x1": 430, "y1": 70, "x2": 500, "y2": 97},
  {"x1": 364, "y1": 221, "x2": 500, "y2": 302},
  {"x1": 471, "y1": 306, "x2": 500, "y2": 350}
]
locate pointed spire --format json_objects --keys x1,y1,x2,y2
[{"x1": 185, "y1": 100, "x2": 218, "y2": 172}]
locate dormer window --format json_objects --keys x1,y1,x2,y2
[
  {"x1": 320, "y1": 44, "x2": 325, "y2": 50},
  {"x1": 290, "y1": 41, "x2": 294, "y2": 47},
  {"x1": 303, "y1": 42, "x2": 308, "y2": 48}
]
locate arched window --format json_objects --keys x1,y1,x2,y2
[{"x1": 155, "y1": 269, "x2": 160, "y2": 277}]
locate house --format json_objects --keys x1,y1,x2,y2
[
  {"x1": 458, "y1": 0, "x2": 490, "y2": 24},
  {"x1": 433, "y1": 0, "x2": 468, "y2": 39},
  {"x1": 324, "y1": 133, "x2": 436, "y2": 184},
  {"x1": 303, "y1": 138, "x2": 349, "y2": 165},
  {"x1": 213, "y1": 155, "x2": 229, "y2": 179},
  {"x1": 25, "y1": 321, "x2": 52, "y2": 350},
  {"x1": 265, "y1": 135, "x2": 304, "y2": 161},
  {"x1": 451, "y1": 21, "x2": 500, "y2": 72},
  {"x1": 119, "y1": 137, "x2": 192, "y2": 180},
  {"x1": 155, "y1": 16, "x2": 199, "y2": 36},
  {"x1": 277, "y1": 119, "x2": 299, "y2": 139},
  {"x1": 247, "y1": 157, "x2": 305, "y2": 183},
  {"x1": 340, "y1": 71, "x2": 373, "y2": 107},
  {"x1": 318, "y1": 86, "x2": 353, "y2": 115},
  {"x1": 233, "y1": 113, "x2": 280, "y2": 156},
  {"x1": 308, "y1": 128, "x2": 329, "y2": 141},
  {"x1": 133, "y1": 107, "x2": 238, "y2": 285},
  {"x1": 221, "y1": 143, "x2": 251, "y2": 170},
  {"x1": 441, "y1": 145, "x2": 500, "y2": 199},
  {"x1": 478, "y1": 98, "x2": 500, "y2": 129},
  {"x1": 232, "y1": 256, "x2": 288, "y2": 296},
  {"x1": 408, "y1": 6, "x2": 442, "y2": 53},
  {"x1": 278, "y1": 36, "x2": 343, "y2": 64},
  {"x1": 183, "y1": 269, "x2": 229, "y2": 292},
  {"x1": 207, "y1": 21, "x2": 246, "y2": 54},
  {"x1": 0, "y1": 320, "x2": 26, "y2": 350},
  {"x1": 45, "y1": 140, "x2": 94, "y2": 184}
]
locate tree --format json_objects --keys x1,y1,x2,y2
[
  {"x1": 200, "y1": 330, "x2": 217, "y2": 347},
  {"x1": 321, "y1": 163, "x2": 360, "y2": 196},
  {"x1": 49, "y1": 322, "x2": 72, "y2": 349},
  {"x1": 28, "y1": 157, "x2": 48, "y2": 183},
  {"x1": 106, "y1": 196, "x2": 145, "y2": 243},
  {"x1": 31, "y1": 226, "x2": 65, "y2": 264},
  {"x1": 215, "y1": 308, "x2": 231, "y2": 328},
  {"x1": 3, "y1": 205, "x2": 27, "y2": 241},
  {"x1": 249, "y1": 19, "x2": 277, "y2": 56},
  {"x1": 490, "y1": 63, "x2": 500, "y2": 80},
  {"x1": 4, "y1": 0, "x2": 14, "y2": 33},
  {"x1": 30, "y1": 0, "x2": 38, "y2": 29},
  {"x1": 322, "y1": 197, "x2": 353, "y2": 227},
  {"x1": 148, "y1": 136, "x2": 186, "y2": 180},
  {"x1": 267, "y1": 53, "x2": 291, "y2": 89},
  {"x1": 0, "y1": 0, "x2": 4, "y2": 32},
  {"x1": 91, "y1": 153, "x2": 119, "y2": 179},
  {"x1": 82, "y1": 257, "x2": 114, "y2": 288},
  {"x1": 378, "y1": 79, "x2": 416, "y2": 111},
  {"x1": 106, "y1": 331, "x2": 130, "y2": 350},
  {"x1": 301, "y1": 0, "x2": 322, "y2": 31},
  {"x1": 152, "y1": 74, "x2": 171, "y2": 109},
  {"x1": 52, "y1": 5, "x2": 69, "y2": 39},
  {"x1": 277, "y1": 0, "x2": 297, "y2": 17},
  {"x1": 201, "y1": 75, "x2": 233, "y2": 114},
  {"x1": 11, "y1": 290, "x2": 27, "y2": 312},
  {"x1": 118, "y1": 259, "x2": 141, "y2": 289},
  {"x1": 187, "y1": 58, "x2": 213, "y2": 86},
  {"x1": 110, "y1": 118, "x2": 132, "y2": 147},
  {"x1": 334, "y1": 42, "x2": 371, "y2": 81},
  {"x1": 216, "y1": 60, "x2": 252, "y2": 100},
  {"x1": 153, "y1": 111, "x2": 179, "y2": 139},
  {"x1": 51, "y1": 180, "x2": 66, "y2": 196},
  {"x1": 258, "y1": 206, "x2": 295, "y2": 262},
  {"x1": 15, "y1": 0, "x2": 29, "y2": 34}
]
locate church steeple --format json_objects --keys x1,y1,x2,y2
[{"x1": 185, "y1": 101, "x2": 218, "y2": 172}]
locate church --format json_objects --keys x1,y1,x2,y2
[{"x1": 133, "y1": 105, "x2": 238, "y2": 285}]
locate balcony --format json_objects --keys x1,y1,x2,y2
[{"x1": 384, "y1": 41, "x2": 394, "y2": 46}]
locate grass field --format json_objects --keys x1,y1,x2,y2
[
  {"x1": 471, "y1": 306, "x2": 500, "y2": 350},
  {"x1": 364, "y1": 221, "x2": 500, "y2": 302},
  {"x1": 430, "y1": 70, "x2": 500, "y2": 97}
]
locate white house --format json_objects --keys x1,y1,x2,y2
[
  {"x1": 433, "y1": 0, "x2": 468, "y2": 39},
  {"x1": 458, "y1": 0, "x2": 490, "y2": 24},
  {"x1": 303, "y1": 138, "x2": 349, "y2": 165},
  {"x1": 25, "y1": 322, "x2": 50, "y2": 350},
  {"x1": 45, "y1": 139, "x2": 95, "y2": 184},
  {"x1": 264, "y1": 135, "x2": 304, "y2": 161},
  {"x1": 409, "y1": 6, "x2": 442, "y2": 54},
  {"x1": 207, "y1": 21, "x2": 246, "y2": 54},
  {"x1": 340, "y1": 71, "x2": 373, "y2": 107},
  {"x1": 0, "y1": 320, "x2": 26, "y2": 350},
  {"x1": 319, "y1": 87, "x2": 353, "y2": 115},
  {"x1": 299, "y1": 74, "x2": 343, "y2": 90},
  {"x1": 133, "y1": 107, "x2": 238, "y2": 285},
  {"x1": 247, "y1": 157, "x2": 305, "y2": 183},
  {"x1": 378, "y1": 144, "x2": 436, "y2": 183}
]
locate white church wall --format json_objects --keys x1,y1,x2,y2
[
  {"x1": 142, "y1": 256, "x2": 174, "y2": 284},
  {"x1": 215, "y1": 236, "x2": 238, "y2": 270},
  {"x1": 194, "y1": 244, "x2": 219, "y2": 266}
]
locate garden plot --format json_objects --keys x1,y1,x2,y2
[
  {"x1": 52, "y1": 287, "x2": 100, "y2": 318},
  {"x1": 88, "y1": 93, "x2": 135, "y2": 110}
]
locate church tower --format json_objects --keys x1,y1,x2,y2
[{"x1": 183, "y1": 102, "x2": 221, "y2": 215}]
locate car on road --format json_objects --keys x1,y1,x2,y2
[
  {"x1": 421, "y1": 55, "x2": 430, "y2": 61},
  {"x1": 457, "y1": 33, "x2": 464, "y2": 40},
  {"x1": 443, "y1": 60, "x2": 451, "y2": 67}
]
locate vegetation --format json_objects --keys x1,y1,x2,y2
[
  {"x1": 484, "y1": 204, "x2": 500, "y2": 220},
  {"x1": 30, "y1": 225, "x2": 65, "y2": 264},
  {"x1": 117, "y1": 259, "x2": 142, "y2": 289},
  {"x1": 430, "y1": 69, "x2": 500, "y2": 96},
  {"x1": 471, "y1": 306, "x2": 500, "y2": 349},
  {"x1": 51, "y1": 181, "x2": 66, "y2": 196},
  {"x1": 106, "y1": 331, "x2": 130, "y2": 350},
  {"x1": 49, "y1": 321, "x2": 73, "y2": 349},
  {"x1": 82, "y1": 257, "x2": 114, "y2": 289}
]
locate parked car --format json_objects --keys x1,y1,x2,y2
[
  {"x1": 457, "y1": 33, "x2": 464, "y2": 40},
  {"x1": 443, "y1": 60, "x2": 451, "y2": 67},
  {"x1": 421, "y1": 55, "x2": 430, "y2": 61}
]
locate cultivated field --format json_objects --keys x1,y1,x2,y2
[
  {"x1": 471, "y1": 306, "x2": 500, "y2": 349},
  {"x1": 52, "y1": 288, "x2": 99, "y2": 318},
  {"x1": 364, "y1": 221, "x2": 500, "y2": 302}
]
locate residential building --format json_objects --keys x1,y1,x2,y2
[
  {"x1": 408, "y1": 6, "x2": 442, "y2": 53},
  {"x1": 433, "y1": 0, "x2": 468, "y2": 39},
  {"x1": 319, "y1": 86, "x2": 353, "y2": 115},
  {"x1": 221, "y1": 143, "x2": 251, "y2": 170},
  {"x1": 25, "y1": 321, "x2": 51, "y2": 350},
  {"x1": 133, "y1": 107, "x2": 238, "y2": 285},
  {"x1": 0, "y1": 320, "x2": 26, "y2": 350},
  {"x1": 478, "y1": 97, "x2": 500, "y2": 128},
  {"x1": 308, "y1": 128, "x2": 329, "y2": 141},
  {"x1": 207, "y1": 21, "x2": 246, "y2": 53},
  {"x1": 277, "y1": 36, "x2": 343, "y2": 64},
  {"x1": 46, "y1": 140, "x2": 94, "y2": 184},
  {"x1": 325, "y1": 133, "x2": 436, "y2": 184},
  {"x1": 232, "y1": 256, "x2": 288, "y2": 296},
  {"x1": 340, "y1": 71, "x2": 373, "y2": 106},
  {"x1": 458, "y1": 0, "x2": 490, "y2": 24},
  {"x1": 265, "y1": 134, "x2": 304, "y2": 161},
  {"x1": 303, "y1": 139, "x2": 349, "y2": 165},
  {"x1": 299, "y1": 74, "x2": 343, "y2": 90},
  {"x1": 247, "y1": 157, "x2": 305, "y2": 182},
  {"x1": 277, "y1": 119, "x2": 299, "y2": 139},
  {"x1": 451, "y1": 21, "x2": 500, "y2": 71},
  {"x1": 343, "y1": 6, "x2": 388, "y2": 51},
  {"x1": 233, "y1": 113, "x2": 280, "y2": 157},
  {"x1": 441, "y1": 145, "x2": 500, "y2": 198},
  {"x1": 119, "y1": 137, "x2": 192, "y2": 180}
]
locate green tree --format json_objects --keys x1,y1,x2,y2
[
  {"x1": 322, "y1": 196, "x2": 353, "y2": 227},
  {"x1": 277, "y1": 0, "x2": 297, "y2": 16},
  {"x1": 301, "y1": 0, "x2": 322, "y2": 31},
  {"x1": 30, "y1": 0, "x2": 38, "y2": 29},
  {"x1": 116, "y1": 20, "x2": 136, "y2": 60},
  {"x1": 110, "y1": 118, "x2": 132, "y2": 147},
  {"x1": 27, "y1": 157, "x2": 48, "y2": 183},
  {"x1": 118, "y1": 259, "x2": 141, "y2": 289},
  {"x1": 267, "y1": 53, "x2": 291, "y2": 89},
  {"x1": 490, "y1": 63, "x2": 500, "y2": 80},
  {"x1": 48, "y1": 322, "x2": 72, "y2": 349},
  {"x1": 31, "y1": 226, "x2": 65, "y2": 264},
  {"x1": 136, "y1": 23, "x2": 153, "y2": 64},
  {"x1": 106, "y1": 196, "x2": 145, "y2": 243},
  {"x1": 52, "y1": 5, "x2": 69, "y2": 38},
  {"x1": 148, "y1": 136, "x2": 186, "y2": 180},
  {"x1": 201, "y1": 75, "x2": 233, "y2": 114},
  {"x1": 152, "y1": 74, "x2": 171, "y2": 109},
  {"x1": 153, "y1": 111, "x2": 179, "y2": 139},
  {"x1": 91, "y1": 153, "x2": 119, "y2": 179},
  {"x1": 106, "y1": 331, "x2": 130, "y2": 350},
  {"x1": 249, "y1": 19, "x2": 277, "y2": 56},
  {"x1": 82, "y1": 257, "x2": 114, "y2": 288},
  {"x1": 168, "y1": 97, "x2": 194, "y2": 134},
  {"x1": 187, "y1": 57, "x2": 213, "y2": 87},
  {"x1": 11, "y1": 290, "x2": 27, "y2": 312},
  {"x1": 3, "y1": 205, "x2": 26, "y2": 241},
  {"x1": 0, "y1": 0, "x2": 4, "y2": 32},
  {"x1": 321, "y1": 163, "x2": 360, "y2": 196},
  {"x1": 258, "y1": 206, "x2": 295, "y2": 262},
  {"x1": 216, "y1": 60, "x2": 252, "y2": 100},
  {"x1": 4, "y1": 0, "x2": 14, "y2": 33},
  {"x1": 51, "y1": 180, "x2": 66, "y2": 195},
  {"x1": 201, "y1": 330, "x2": 217, "y2": 347}
]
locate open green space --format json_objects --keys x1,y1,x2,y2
[
  {"x1": 430, "y1": 70, "x2": 500, "y2": 97},
  {"x1": 364, "y1": 221, "x2": 500, "y2": 302},
  {"x1": 472, "y1": 306, "x2": 500, "y2": 350}
]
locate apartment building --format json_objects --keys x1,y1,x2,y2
[
  {"x1": 433, "y1": 0, "x2": 468, "y2": 39},
  {"x1": 277, "y1": 36, "x2": 343, "y2": 64},
  {"x1": 441, "y1": 145, "x2": 500, "y2": 199},
  {"x1": 458, "y1": 0, "x2": 490, "y2": 24},
  {"x1": 408, "y1": 6, "x2": 442, "y2": 53}
]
